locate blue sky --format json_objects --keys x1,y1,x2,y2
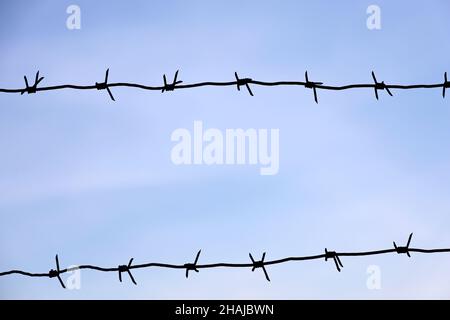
[{"x1": 1, "y1": 0, "x2": 450, "y2": 299}]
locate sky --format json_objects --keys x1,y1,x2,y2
[{"x1": 1, "y1": 0, "x2": 450, "y2": 299}]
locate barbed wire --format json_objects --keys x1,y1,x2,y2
[
  {"x1": 1, "y1": 70, "x2": 449, "y2": 103},
  {"x1": 1, "y1": 233, "x2": 450, "y2": 288}
]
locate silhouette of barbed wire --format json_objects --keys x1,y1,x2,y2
[
  {"x1": 1, "y1": 70, "x2": 450, "y2": 103},
  {"x1": 1, "y1": 233, "x2": 450, "y2": 288}
]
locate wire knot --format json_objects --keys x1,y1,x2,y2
[
  {"x1": 48, "y1": 255, "x2": 66, "y2": 288},
  {"x1": 21, "y1": 71, "x2": 44, "y2": 95},
  {"x1": 374, "y1": 82, "x2": 388, "y2": 90},
  {"x1": 162, "y1": 70, "x2": 183, "y2": 92},
  {"x1": 393, "y1": 233, "x2": 413, "y2": 257},
  {"x1": 95, "y1": 68, "x2": 115, "y2": 101},
  {"x1": 184, "y1": 250, "x2": 201, "y2": 278},
  {"x1": 118, "y1": 258, "x2": 137, "y2": 285},
  {"x1": 118, "y1": 265, "x2": 128, "y2": 273},
  {"x1": 304, "y1": 71, "x2": 322, "y2": 104},
  {"x1": 249, "y1": 252, "x2": 270, "y2": 281},
  {"x1": 234, "y1": 72, "x2": 254, "y2": 96},
  {"x1": 95, "y1": 83, "x2": 107, "y2": 90},
  {"x1": 371, "y1": 71, "x2": 393, "y2": 100},
  {"x1": 48, "y1": 269, "x2": 59, "y2": 278},
  {"x1": 324, "y1": 248, "x2": 344, "y2": 272}
]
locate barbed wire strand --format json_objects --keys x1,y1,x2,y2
[
  {"x1": 1, "y1": 70, "x2": 450, "y2": 103},
  {"x1": 1, "y1": 233, "x2": 450, "y2": 287}
]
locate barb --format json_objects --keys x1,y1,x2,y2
[
  {"x1": 371, "y1": 71, "x2": 393, "y2": 100},
  {"x1": 21, "y1": 71, "x2": 44, "y2": 95},
  {"x1": 304, "y1": 71, "x2": 322, "y2": 104},
  {"x1": 2, "y1": 233, "x2": 450, "y2": 288},
  {"x1": 162, "y1": 70, "x2": 182, "y2": 93},
  {"x1": 249, "y1": 252, "x2": 270, "y2": 281},
  {"x1": 118, "y1": 258, "x2": 137, "y2": 285},
  {"x1": 393, "y1": 233, "x2": 413, "y2": 257},
  {"x1": 48, "y1": 255, "x2": 65, "y2": 289},
  {"x1": 443, "y1": 72, "x2": 450, "y2": 98},
  {"x1": 234, "y1": 72, "x2": 253, "y2": 96},
  {"x1": 3, "y1": 70, "x2": 449, "y2": 102},
  {"x1": 324, "y1": 248, "x2": 343, "y2": 272},
  {"x1": 95, "y1": 68, "x2": 115, "y2": 101},
  {"x1": 184, "y1": 250, "x2": 201, "y2": 278}
]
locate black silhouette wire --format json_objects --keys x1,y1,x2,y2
[
  {"x1": 21, "y1": 71, "x2": 44, "y2": 95},
  {"x1": 95, "y1": 68, "x2": 115, "y2": 101},
  {"x1": 1, "y1": 74, "x2": 449, "y2": 287},
  {"x1": 249, "y1": 252, "x2": 270, "y2": 281},
  {"x1": 48, "y1": 255, "x2": 65, "y2": 289},
  {"x1": 324, "y1": 248, "x2": 343, "y2": 272},
  {"x1": 2, "y1": 233, "x2": 450, "y2": 288},
  {"x1": 393, "y1": 232, "x2": 413, "y2": 257},
  {"x1": 304, "y1": 71, "x2": 322, "y2": 103},
  {"x1": 162, "y1": 70, "x2": 183, "y2": 93},
  {"x1": 118, "y1": 258, "x2": 137, "y2": 285},
  {"x1": 234, "y1": 72, "x2": 253, "y2": 96},
  {"x1": 371, "y1": 71, "x2": 393, "y2": 100},
  {"x1": 2, "y1": 70, "x2": 450, "y2": 102},
  {"x1": 443, "y1": 72, "x2": 450, "y2": 98},
  {"x1": 184, "y1": 250, "x2": 201, "y2": 278}
]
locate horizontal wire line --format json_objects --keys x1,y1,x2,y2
[
  {"x1": 1, "y1": 233, "x2": 450, "y2": 286},
  {"x1": 1, "y1": 70, "x2": 449, "y2": 102}
]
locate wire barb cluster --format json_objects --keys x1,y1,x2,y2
[
  {"x1": 21, "y1": 71, "x2": 44, "y2": 95},
  {"x1": 234, "y1": 72, "x2": 254, "y2": 96},
  {"x1": 184, "y1": 250, "x2": 201, "y2": 278},
  {"x1": 371, "y1": 71, "x2": 393, "y2": 100},
  {"x1": 443, "y1": 72, "x2": 450, "y2": 98},
  {"x1": 249, "y1": 252, "x2": 270, "y2": 281},
  {"x1": 1, "y1": 233, "x2": 450, "y2": 288},
  {"x1": 95, "y1": 68, "x2": 115, "y2": 101},
  {"x1": 48, "y1": 255, "x2": 65, "y2": 289},
  {"x1": 324, "y1": 248, "x2": 344, "y2": 272},
  {"x1": 304, "y1": 71, "x2": 322, "y2": 103},
  {"x1": 162, "y1": 70, "x2": 183, "y2": 93},
  {"x1": 2, "y1": 70, "x2": 450, "y2": 103},
  {"x1": 393, "y1": 233, "x2": 413, "y2": 257},
  {"x1": 118, "y1": 258, "x2": 137, "y2": 285}
]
